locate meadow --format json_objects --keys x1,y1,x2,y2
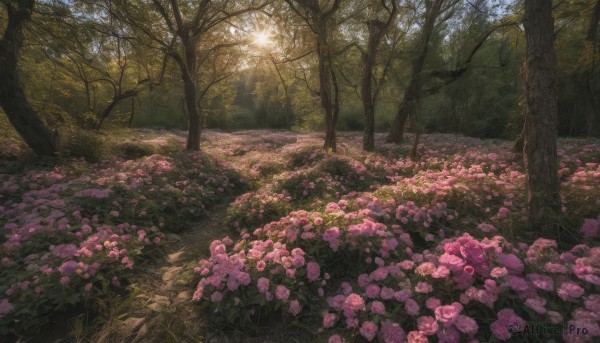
[{"x1": 1, "y1": 130, "x2": 599, "y2": 342}]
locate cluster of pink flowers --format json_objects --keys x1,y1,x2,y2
[
  {"x1": 0, "y1": 149, "x2": 240, "y2": 334},
  {"x1": 190, "y1": 132, "x2": 600, "y2": 342}
]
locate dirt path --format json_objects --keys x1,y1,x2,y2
[{"x1": 90, "y1": 197, "x2": 239, "y2": 343}]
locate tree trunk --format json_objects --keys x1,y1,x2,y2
[
  {"x1": 95, "y1": 90, "x2": 138, "y2": 131},
  {"x1": 179, "y1": 39, "x2": 201, "y2": 151},
  {"x1": 362, "y1": 21, "x2": 385, "y2": 151},
  {"x1": 512, "y1": 125, "x2": 524, "y2": 153},
  {"x1": 317, "y1": 22, "x2": 338, "y2": 152},
  {"x1": 523, "y1": 0, "x2": 561, "y2": 230},
  {"x1": 0, "y1": 0, "x2": 59, "y2": 156},
  {"x1": 386, "y1": 0, "x2": 443, "y2": 144},
  {"x1": 128, "y1": 97, "x2": 135, "y2": 128},
  {"x1": 409, "y1": 131, "x2": 421, "y2": 161},
  {"x1": 581, "y1": 0, "x2": 600, "y2": 136}
]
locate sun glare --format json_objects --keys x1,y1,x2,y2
[{"x1": 253, "y1": 31, "x2": 272, "y2": 47}]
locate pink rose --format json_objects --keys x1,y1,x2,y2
[
  {"x1": 434, "y1": 303, "x2": 463, "y2": 326},
  {"x1": 417, "y1": 316, "x2": 439, "y2": 335}
]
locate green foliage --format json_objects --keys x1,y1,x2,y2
[{"x1": 62, "y1": 130, "x2": 109, "y2": 163}]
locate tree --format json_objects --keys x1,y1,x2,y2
[
  {"x1": 579, "y1": 0, "x2": 600, "y2": 136},
  {"x1": 15, "y1": 0, "x2": 168, "y2": 132},
  {"x1": 522, "y1": 0, "x2": 561, "y2": 230},
  {"x1": 0, "y1": 0, "x2": 59, "y2": 156},
  {"x1": 111, "y1": 0, "x2": 267, "y2": 151},
  {"x1": 360, "y1": 0, "x2": 397, "y2": 151},
  {"x1": 386, "y1": 0, "x2": 448, "y2": 144},
  {"x1": 284, "y1": 0, "x2": 343, "y2": 152}
]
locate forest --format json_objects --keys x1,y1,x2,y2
[{"x1": 1, "y1": 0, "x2": 600, "y2": 342}]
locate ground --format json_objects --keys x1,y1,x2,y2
[{"x1": 1, "y1": 130, "x2": 599, "y2": 343}]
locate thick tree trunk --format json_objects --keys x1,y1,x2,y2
[
  {"x1": 0, "y1": 0, "x2": 59, "y2": 156},
  {"x1": 523, "y1": 0, "x2": 561, "y2": 230},
  {"x1": 317, "y1": 23, "x2": 338, "y2": 152},
  {"x1": 386, "y1": 0, "x2": 442, "y2": 144},
  {"x1": 179, "y1": 40, "x2": 201, "y2": 151},
  {"x1": 362, "y1": 21, "x2": 385, "y2": 151},
  {"x1": 581, "y1": 0, "x2": 600, "y2": 136}
]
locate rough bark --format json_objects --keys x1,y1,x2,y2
[
  {"x1": 523, "y1": 0, "x2": 561, "y2": 230},
  {"x1": 386, "y1": 0, "x2": 443, "y2": 144},
  {"x1": 361, "y1": 0, "x2": 397, "y2": 151},
  {"x1": 0, "y1": 0, "x2": 59, "y2": 156},
  {"x1": 361, "y1": 21, "x2": 383, "y2": 151},
  {"x1": 181, "y1": 39, "x2": 201, "y2": 151},
  {"x1": 581, "y1": 0, "x2": 600, "y2": 136},
  {"x1": 317, "y1": 21, "x2": 339, "y2": 152}
]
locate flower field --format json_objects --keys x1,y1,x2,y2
[{"x1": 2, "y1": 130, "x2": 600, "y2": 342}]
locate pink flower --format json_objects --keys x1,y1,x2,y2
[
  {"x1": 256, "y1": 260, "x2": 266, "y2": 272},
  {"x1": 379, "y1": 320, "x2": 406, "y2": 343},
  {"x1": 437, "y1": 326, "x2": 460, "y2": 343},
  {"x1": 426, "y1": 297, "x2": 441, "y2": 310},
  {"x1": 416, "y1": 262, "x2": 436, "y2": 276},
  {"x1": 365, "y1": 284, "x2": 380, "y2": 298},
  {"x1": 0, "y1": 299, "x2": 14, "y2": 318},
  {"x1": 237, "y1": 272, "x2": 251, "y2": 285},
  {"x1": 528, "y1": 273, "x2": 554, "y2": 291},
  {"x1": 434, "y1": 303, "x2": 463, "y2": 326},
  {"x1": 454, "y1": 315, "x2": 478, "y2": 335},
  {"x1": 525, "y1": 297, "x2": 547, "y2": 314},
  {"x1": 370, "y1": 267, "x2": 389, "y2": 281},
  {"x1": 581, "y1": 218, "x2": 600, "y2": 238},
  {"x1": 399, "y1": 260, "x2": 415, "y2": 270},
  {"x1": 286, "y1": 268, "x2": 296, "y2": 279},
  {"x1": 60, "y1": 276, "x2": 71, "y2": 286},
  {"x1": 306, "y1": 262, "x2": 320, "y2": 281},
  {"x1": 359, "y1": 321, "x2": 378, "y2": 341},
  {"x1": 275, "y1": 285, "x2": 290, "y2": 301},
  {"x1": 370, "y1": 301, "x2": 385, "y2": 315},
  {"x1": 547, "y1": 311, "x2": 563, "y2": 324},
  {"x1": 257, "y1": 277, "x2": 269, "y2": 294},
  {"x1": 497, "y1": 253, "x2": 524, "y2": 274},
  {"x1": 407, "y1": 331, "x2": 428, "y2": 343},
  {"x1": 557, "y1": 282, "x2": 585, "y2": 301},
  {"x1": 498, "y1": 207, "x2": 510, "y2": 219},
  {"x1": 417, "y1": 316, "x2": 439, "y2": 335},
  {"x1": 394, "y1": 290, "x2": 411, "y2": 302},
  {"x1": 490, "y1": 267, "x2": 508, "y2": 278},
  {"x1": 432, "y1": 265, "x2": 450, "y2": 279},
  {"x1": 490, "y1": 321, "x2": 512, "y2": 341},
  {"x1": 478, "y1": 223, "x2": 496, "y2": 232},
  {"x1": 323, "y1": 313, "x2": 337, "y2": 328},
  {"x1": 380, "y1": 287, "x2": 394, "y2": 300},
  {"x1": 415, "y1": 282, "x2": 433, "y2": 294},
  {"x1": 584, "y1": 294, "x2": 600, "y2": 313},
  {"x1": 343, "y1": 293, "x2": 366, "y2": 313},
  {"x1": 328, "y1": 334, "x2": 345, "y2": 343},
  {"x1": 405, "y1": 298, "x2": 420, "y2": 316},
  {"x1": 545, "y1": 262, "x2": 568, "y2": 274},
  {"x1": 491, "y1": 308, "x2": 526, "y2": 341},
  {"x1": 292, "y1": 255, "x2": 305, "y2": 268},
  {"x1": 289, "y1": 300, "x2": 301, "y2": 316}
]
